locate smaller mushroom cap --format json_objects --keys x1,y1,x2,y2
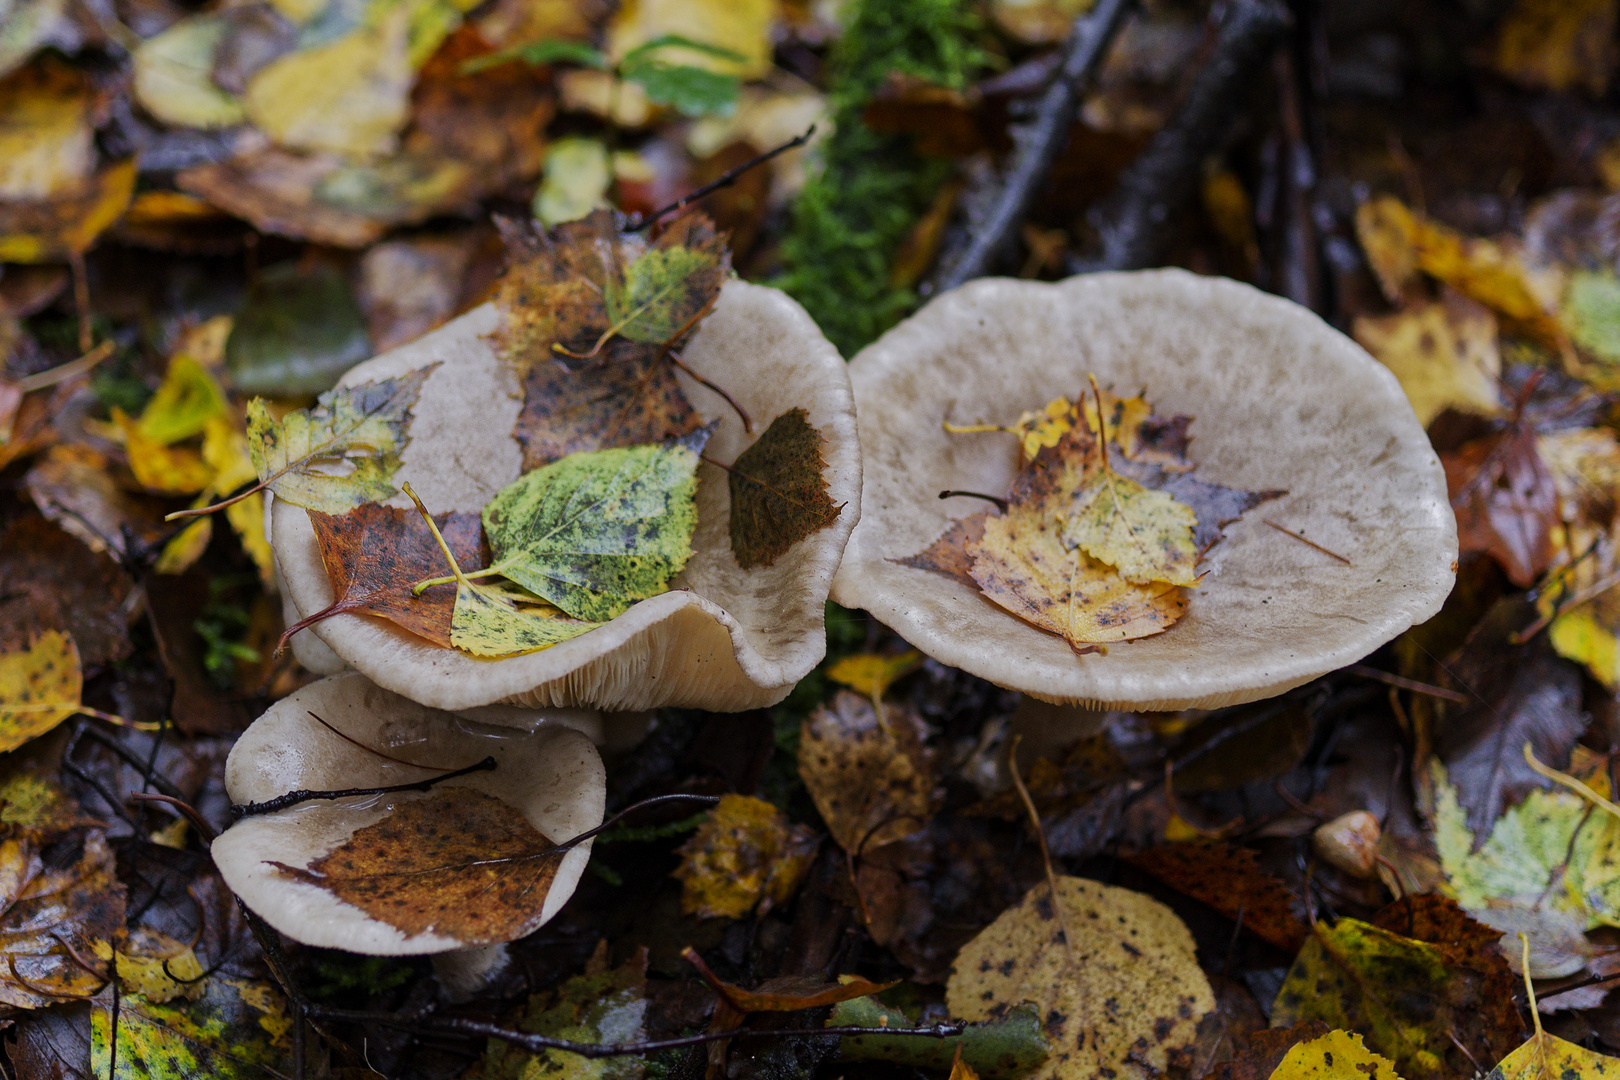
[
  {"x1": 831, "y1": 270, "x2": 1457, "y2": 711},
  {"x1": 275, "y1": 279, "x2": 861, "y2": 713},
  {"x1": 213, "y1": 672, "x2": 604, "y2": 954}
]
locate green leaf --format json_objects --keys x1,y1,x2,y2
[
  {"x1": 91, "y1": 976, "x2": 294, "y2": 1079},
  {"x1": 1059, "y1": 461, "x2": 1199, "y2": 586},
  {"x1": 621, "y1": 62, "x2": 739, "y2": 118},
  {"x1": 480, "y1": 425, "x2": 714, "y2": 621},
  {"x1": 1562, "y1": 269, "x2": 1620, "y2": 367},
  {"x1": 830, "y1": 997, "x2": 1050, "y2": 1079},
  {"x1": 458, "y1": 37, "x2": 607, "y2": 75},
  {"x1": 618, "y1": 33, "x2": 748, "y2": 68},
  {"x1": 607, "y1": 242, "x2": 728, "y2": 344},
  {"x1": 449, "y1": 580, "x2": 598, "y2": 658},
  {"x1": 245, "y1": 366, "x2": 436, "y2": 513}
]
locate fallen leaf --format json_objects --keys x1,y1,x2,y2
[
  {"x1": 132, "y1": 15, "x2": 246, "y2": 130},
  {"x1": 608, "y1": 0, "x2": 774, "y2": 79},
  {"x1": 1124, "y1": 843, "x2": 1309, "y2": 953},
  {"x1": 137, "y1": 356, "x2": 229, "y2": 446},
  {"x1": 1444, "y1": 424, "x2": 1558, "y2": 588},
  {"x1": 513, "y1": 341, "x2": 704, "y2": 471},
  {"x1": 672, "y1": 793, "x2": 818, "y2": 919},
  {"x1": 244, "y1": 365, "x2": 436, "y2": 513},
  {"x1": 0, "y1": 515, "x2": 132, "y2": 667},
  {"x1": 727, "y1": 407, "x2": 843, "y2": 569},
  {"x1": 90, "y1": 973, "x2": 294, "y2": 1079},
  {"x1": 25, "y1": 443, "x2": 164, "y2": 557},
  {"x1": 1356, "y1": 197, "x2": 1421, "y2": 303},
  {"x1": 0, "y1": 630, "x2": 82, "y2": 754},
  {"x1": 533, "y1": 135, "x2": 613, "y2": 226},
  {"x1": 225, "y1": 261, "x2": 373, "y2": 397},
  {"x1": 825, "y1": 649, "x2": 924, "y2": 701},
  {"x1": 1268, "y1": 1029, "x2": 1404, "y2": 1080},
  {"x1": 478, "y1": 426, "x2": 712, "y2": 621},
  {"x1": 1203, "y1": 1021, "x2": 1331, "y2": 1080},
  {"x1": 1059, "y1": 441, "x2": 1198, "y2": 586},
  {"x1": 489, "y1": 209, "x2": 729, "y2": 369},
  {"x1": 799, "y1": 690, "x2": 936, "y2": 854},
  {"x1": 481, "y1": 944, "x2": 646, "y2": 1080},
  {"x1": 0, "y1": 56, "x2": 95, "y2": 201},
  {"x1": 1368, "y1": 894, "x2": 1524, "y2": 1042},
  {"x1": 946, "y1": 877, "x2": 1215, "y2": 1080},
  {"x1": 116, "y1": 409, "x2": 215, "y2": 495},
  {"x1": 0, "y1": 829, "x2": 125, "y2": 1011},
  {"x1": 1270, "y1": 917, "x2": 1523, "y2": 1080},
  {"x1": 98, "y1": 929, "x2": 206, "y2": 1005},
  {"x1": 685, "y1": 951, "x2": 892, "y2": 1013},
  {"x1": 0, "y1": 759, "x2": 101, "y2": 832},
  {"x1": 895, "y1": 510, "x2": 987, "y2": 590},
  {"x1": 358, "y1": 231, "x2": 481, "y2": 352},
  {"x1": 831, "y1": 997, "x2": 1051, "y2": 1078},
  {"x1": 1490, "y1": 1022, "x2": 1620, "y2": 1079},
  {"x1": 201, "y1": 417, "x2": 274, "y2": 584},
  {"x1": 272, "y1": 786, "x2": 564, "y2": 945},
  {"x1": 0, "y1": 157, "x2": 137, "y2": 264},
  {"x1": 1563, "y1": 269, "x2": 1620, "y2": 367},
  {"x1": 1492, "y1": 0, "x2": 1618, "y2": 97},
  {"x1": 1353, "y1": 295, "x2": 1504, "y2": 427}
]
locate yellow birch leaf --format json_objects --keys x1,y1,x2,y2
[
  {"x1": 116, "y1": 408, "x2": 214, "y2": 495},
  {"x1": 1549, "y1": 598, "x2": 1619, "y2": 691},
  {"x1": 1061, "y1": 454, "x2": 1198, "y2": 586},
  {"x1": 1269, "y1": 1030, "x2": 1404, "y2": 1080},
  {"x1": 1353, "y1": 296, "x2": 1503, "y2": 427},
  {"x1": 825, "y1": 650, "x2": 923, "y2": 701},
  {"x1": 137, "y1": 355, "x2": 228, "y2": 445},
  {"x1": 609, "y1": 0, "x2": 774, "y2": 78},
  {"x1": 0, "y1": 57, "x2": 95, "y2": 200},
  {"x1": 672, "y1": 794, "x2": 818, "y2": 919},
  {"x1": 202, "y1": 417, "x2": 273, "y2": 583},
  {"x1": 155, "y1": 516, "x2": 212, "y2": 576},
  {"x1": 0, "y1": 630, "x2": 81, "y2": 753},
  {"x1": 0, "y1": 157, "x2": 138, "y2": 263},
  {"x1": 132, "y1": 15, "x2": 245, "y2": 130}
]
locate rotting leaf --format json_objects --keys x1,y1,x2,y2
[
  {"x1": 1055, "y1": 425, "x2": 1198, "y2": 587},
  {"x1": 0, "y1": 829, "x2": 124, "y2": 1011},
  {"x1": 672, "y1": 793, "x2": 818, "y2": 920},
  {"x1": 686, "y1": 954, "x2": 892, "y2": 1014},
  {"x1": 90, "y1": 973, "x2": 294, "y2": 1080},
  {"x1": 514, "y1": 341, "x2": 704, "y2": 471},
  {"x1": 1488, "y1": 1016, "x2": 1620, "y2": 1079},
  {"x1": 1268, "y1": 1029, "x2": 1405, "y2": 1080},
  {"x1": 830, "y1": 997, "x2": 1050, "y2": 1079},
  {"x1": 1269, "y1": 917, "x2": 1521, "y2": 1080},
  {"x1": 0, "y1": 515, "x2": 131, "y2": 667},
  {"x1": 1353, "y1": 294, "x2": 1504, "y2": 427},
  {"x1": 895, "y1": 511, "x2": 987, "y2": 589},
  {"x1": 946, "y1": 876, "x2": 1214, "y2": 1080},
  {"x1": 1203, "y1": 1021, "x2": 1331, "y2": 1080},
  {"x1": 474, "y1": 425, "x2": 712, "y2": 621},
  {"x1": 799, "y1": 689, "x2": 936, "y2": 855},
  {"x1": 482, "y1": 943, "x2": 647, "y2": 1080},
  {"x1": 1125, "y1": 843, "x2": 1309, "y2": 953},
  {"x1": 728, "y1": 407, "x2": 843, "y2": 569},
  {"x1": 271, "y1": 786, "x2": 564, "y2": 946},
  {"x1": 1368, "y1": 894, "x2": 1523, "y2": 1037},
  {"x1": 0, "y1": 629, "x2": 82, "y2": 754},
  {"x1": 489, "y1": 209, "x2": 730, "y2": 369},
  {"x1": 1443, "y1": 423, "x2": 1558, "y2": 588},
  {"x1": 241, "y1": 365, "x2": 437, "y2": 514}
]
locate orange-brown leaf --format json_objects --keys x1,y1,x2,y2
[
  {"x1": 728, "y1": 407, "x2": 843, "y2": 569},
  {"x1": 1125, "y1": 842, "x2": 1309, "y2": 952},
  {"x1": 1443, "y1": 424, "x2": 1558, "y2": 587}
]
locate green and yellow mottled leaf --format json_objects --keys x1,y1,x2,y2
[
  {"x1": 245, "y1": 366, "x2": 436, "y2": 513},
  {"x1": 482, "y1": 945, "x2": 647, "y2": 1080},
  {"x1": 137, "y1": 355, "x2": 228, "y2": 445},
  {"x1": 479, "y1": 425, "x2": 712, "y2": 621},
  {"x1": 90, "y1": 974, "x2": 294, "y2": 1079},
  {"x1": 1060, "y1": 455, "x2": 1198, "y2": 586}
]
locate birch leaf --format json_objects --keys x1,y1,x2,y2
[
  {"x1": 0, "y1": 629, "x2": 81, "y2": 754},
  {"x1": 1060, "y1": 449, "x2": 1199, "y2": 586},
  {"x1": 727, "y1": 407, "x2": 842, "y2": 569}
]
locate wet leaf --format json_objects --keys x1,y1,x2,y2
[
  {"x1": 271, "y1": 786, "x2": 565, "y2": 945},
  {"x1": 116, "y1": 408, "x2": 215, "y2": 495},
  {"x1": 1368, "y1": 894, "x2": 1524, "y2": 1045},
  {"x1": 514, "y1": 341, "x2": 703, "y2": 470},
  {"x1": 672, "y1": 793, "x2": 818, "y2": 919},
  {"x1": 90, "y1": 974, "x2": 294, "y2": 1079},
  {"x1": 245, "y1": 365, "x2": 435, "y2": 513},
  {"x1": 825, "y1": 649, "x2": 924, "y2": 701},
  {"x1": 137, "y1": 356, "x2": 229, "y2": 446},
  {"x1": 447, "y1": 571, "x2": 598, "y2": 658},
  {"x1": 896, "y1": 511, "x2": 987, "y2": 590},
  {"x1": 687, "y1": 953, "x2": 892, "y2": 1013},
  {"x1": 532, "y1": 135, "x2": 613, "y2": 226},
  {"x1": 290, "y1": 502, "x2": 487, "y2": 649},
  {"x1": 1124, "y1": 843, "x2": 1309, "y2": 953},
  {"x1": 201, "y1": 417, "x2": 274, "y2": 584},
  {"x1": 0, "y1": 57, "x2": 95, "y2": 201},
  {"x1": 1353, "y1": 295, "x2": 1504, "y2": 427},
  {"x1": 225, "y1": 261, "x2": 373, "y2": 397},
  {"x1": 946, "y1": 877, "x2": 1214, "y2": 1080},
  {"x1": 0, "y1": 157, "x2": 138, "y2": 264},
  {"x1": 607, "y1": 2, "x2": 773, "y2": 80},
  {"x1": 1489, "y1": 1025, "x2": 1620, "y2": 1079},
  {"x1": 489, "y1": 209, "x2": 729, "y2": 369},
  {"x1": 1492, "y1": 0, "x2": 1617, "y2": 97},
  {"x1": 831, "y1": 997, "x2": 1051, "y2": 1078},
  {"x1": 727, "y1": 407, "x2": 843, "y2": 569},
  {"x1": 1059, "y1": 448, "x2": 1198, "y2": 586},
  {"x1": 0, "y1": 759, "x2": 101, "y2": 832},
  {"x1": 799, "y1": 690, "x2": 936, "y2": 854},
  {"x1": 0, "y1": 515, "x2": 132, "y2": 667},
  {"x1": 1563, "y1": 269, "x2": 1620, "y2": 367},
  {"x1": 479, "y1": 425, "x2": 712, "y2": 621},
  {"x1": 482, "y1": 944, "x2": 647, "y2": 1080},
  {"x1": 1443, "y1": 424, "x2": 1558, "y2": 588},
  {"x1": 1268, "y1": 1030, "x2": 1404, "y2": 1080},
  {"x1": 0, "y1": 630, "x2": 81, "y2": 753},
  {"x1": 0, "y1": 829, "x2": 125, "y2": 1011},
  {"x1": 1270, "y1": 917, "x2": 1522, "y2": 1080},
  {"x1": 1203, "y1": 1022, "x2": 1331, "y2": 1080}
]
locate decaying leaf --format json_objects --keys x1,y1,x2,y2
[
  {"x1": 672, "y1": 793, "x2": 817, "y2": 919},
  {"x1": 514, "y1": 341, "x2": 704, "y2": 470},
  {"x1": 727, "y1": 407, "x2": 843, "y2": 569},
  {"x1": 481, "y1": 944, "x2": 647, "y2": 1080},
  {"x1": 687, "y1": 952, "x2": 892, "y2": 1014},
  {"x1": 0, "y1": 515, "x2": 132, "y2": 668},
  {"x1": 831, "y1": 997, "x2": 1051, "y2": 1078},
  {"x1": 0, "y1": 829, "x2": 125, "y2": 1011},
  {"x1": 1270, "y1": 917, "x2": 1521, "y2": 1080},
  {"x1": 132, "y1": 15, "x2": 245, "y2": 131},
  {"x1": 489, "y1": 209, "x2": 729, "y2": 369},
  {"x1": 798, "y1": 689, "x2": 936, "y2": 854},
  {"x1": 271, "y1": 786, "x2": 565, "y2": 946},
  {"x1": 0, "y1": 629, "x2": 82, "y2": 754},
  {"x1": 1059, "y1": 439, "x2": 1198, "y2": 586},
  {"x1": 244, "y1": 365, "x2": 436, "y2": 514},
  {"x1": 90, "y1": 973, "x2": 294, "y2": 1079},
  {"x1": 1492, "y1": 0, "x2": 1618, "y2": 97},
  {"x1": 1202, "y1": 1021, "x2": 1331, "y2": 1080},
  {"x1": 1443, "y1": 424, "x2": 1558, "y2": 588},
  {"x1": 946, "y1": 877, "x2": 1214, "y2": 1080},
  {"x1": 477, "y1": 425, "x2": 712, "y2": 621},
  {"x1": 225, "y1": 261, "x2": 373, "y2": 397},
  {"x1": 1490, "y1": 1022, "x2": 1620, "y2": 1079},
  {"x1": 1353, "y1": 295, "x2": 1504, "y2": 427},
  {"x1": 0, "y1": 157, "x2": 138, "y2": 264},
  {"x1": 1268, "y1": 1030, "x2": 1404, "y2": 1080},
  {"x1": 895, "y1": 511, "x2": 986, "y2": 590},
  {"x1": 1125, "y1": 843, "x2": 1309, "y2": 953}
]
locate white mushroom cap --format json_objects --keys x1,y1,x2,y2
[
  {"x1": 831, "y1": 270, "x2": 1457, "y2": 711},
  {"x1": 212, "y1": 672, "x2": 605, "y2": 954},
  {"x1": 274, "y1": 278, "x2": 860, "y2": 712}
]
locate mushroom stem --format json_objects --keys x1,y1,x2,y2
[{"x1": 432, "y1": 944, "x2": 511, "y2": 1002}]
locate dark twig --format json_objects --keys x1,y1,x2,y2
[
  {"x1": 929, "y1": 0, "x2": 1133, "y2": 292},
  {"x1": 1072, "y1": 0, "x2": 1293, "y2": 272},
  {"x1": 626, "y1": 127, "x2": 817, "y2": 232},
  {"x1": 938, "y1": 490, "x2": 1008, "y2": 512},
  {"x1": 130, "y1": 793, "x2": 219, "y2": 843},
  {"x1": 230, "y1": 756, "x2": 497, "y2": 819}
]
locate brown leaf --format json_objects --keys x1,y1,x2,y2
[
  {"x1": 0, "y1": 516, "x2": 132, "y2": 666},
  {"x1": 895, "y1": 511, "x2": 988, "y2": 589},
  {"x1": 1443, "y1": 423, "x2": 1558, "y2": 587},
  {"x1": 514, "y1": 341, "x2": 704, "y2": 471},
  {"x1": 1203, "y1": 1021, "x2": 1331, "y2": 1080},
  {"x1": 727, "y1": 407, "x2": 843, "y2": 570},
  {"x1": 284, "y1": 503, "x2": 487, "y2": 650},
  {"x1": 798, "y1": 690, "x2": 936, "y2": 855},
  {"x1": 272, "y1": 786, "x2": 562, "y2": 945},
  {"x1": 0, "y1": 829, "x2": 125, "y2": 1011},
  {"x1": 682, "y1": 947, "x2": 895, "y2": 1014},
  {"x1": 1124, "y1": 843, "x2": 1309, "y2": 953},
  {"x1": 146, "y1": 566, "x2": 250, "y2": 735},
  {"x1": 403, "y1": 26, "x2": 551, "y2": 183}
]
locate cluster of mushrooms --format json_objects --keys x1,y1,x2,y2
[{"x1": 212, "y1": 268, "x2": 1457, "y2": 990}]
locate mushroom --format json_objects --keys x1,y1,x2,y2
[
  {"x1": 212, "y1": 671, "x2": 604, "y2": 993},
  {"x1": 831, "y1": 270, "x2": 1457, "y2": 711},
  {"x1": 274, "y1": 278, "x2": 860, "y2": 713}
]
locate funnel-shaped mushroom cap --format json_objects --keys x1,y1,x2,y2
[
  {"x1": 213, "y1": 672, "x2": 604, "y2": 954},
  {"x1": 831, "y1": 270, "x2": 1457, "y2": 711},
  {"x1": 274, "y1": 278, "x2": 860, "y2": 713}
]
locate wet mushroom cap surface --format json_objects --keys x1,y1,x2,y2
[
  {"x1": 831, "y1": 270, "x2": 1458, "y2": 710},
  {"x1": 213, "y1": 672, "x2": 605, "y2": 954},
  {"x1": 274, "y1": 278, "x2": 860, "y2": 713}
]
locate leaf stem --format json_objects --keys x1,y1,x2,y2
[
  {"x1": 404, "y1": 482, "x2": 473, "y2": 589},
  {"x1": 164, "y1": 478, "x2": 265, "y2": 521}
]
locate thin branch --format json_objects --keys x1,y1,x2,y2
[
  {"x1": 1262, "y1": 519, "x2": 1350, "y2": 564},
  {"x1": 230, "y1": 756, "x2": 497, "y2": 819},
  {"x1": 938, "y1": 490, "x2": 1008, "y2": 511},
  {"x1": 626, "y1": 127, "x2": 817, "y2": 233},
  {"x1": 130, "y1": 793, "x2": 219, "y2": 843}
]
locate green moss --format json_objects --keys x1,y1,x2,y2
[{"x1": 777, "y1": 0, "x2": 989, "y2": 357}]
